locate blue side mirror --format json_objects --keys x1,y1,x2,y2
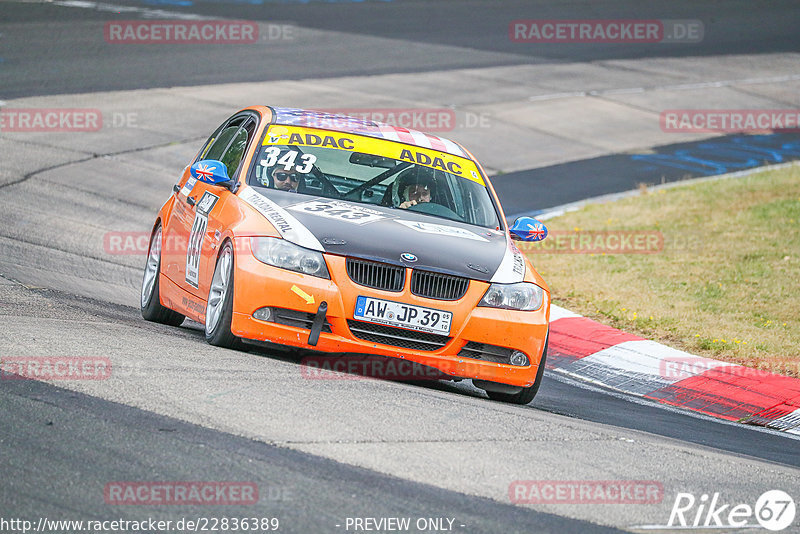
[
  {"x1": 191, "y1": 160, "x2": 230, "y2": 185},
  {"x1": 510, "y1": 216, "x2": 548, "y2": 242}
]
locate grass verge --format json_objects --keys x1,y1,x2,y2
[{"x1": 520, "y1": 164, "x2": 800, "y2": 377}]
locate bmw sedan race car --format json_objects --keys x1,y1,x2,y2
[{"x1": 141, "y1": 106, "x2": 551, "y2": 404}]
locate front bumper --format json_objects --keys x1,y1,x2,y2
[{"x1": 230, "y1": 239, "x2": 549, "y2": 388}]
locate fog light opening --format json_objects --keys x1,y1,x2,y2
[
  {"x1": 253, "y1": 307, "x2": 273, "y2": 322},
  {"x1": 509, "y1": 350, "x2": 529, "y2": 366}
]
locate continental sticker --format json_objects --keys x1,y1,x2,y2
[{"x1": 264, "y1": 125, "x2": 484, "y2": 185}]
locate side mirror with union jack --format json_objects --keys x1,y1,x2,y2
[
  {"x1": 191, "y1": 160, "x2": 232, "y2": 186},
  {"x1": 509, "y1": 217, "x2": 548, "y2": 242}
]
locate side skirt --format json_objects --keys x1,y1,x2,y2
[{"x1": 160, "y1": 273, "x2": 207, "y2": 324}]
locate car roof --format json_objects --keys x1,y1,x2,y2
[{"x1": 269, "y1": 106, "x2": 468, "y2": 158}]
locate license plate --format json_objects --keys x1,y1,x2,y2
[{"x1": 354, "y1": 296, "x2": 452, "y2": 335}]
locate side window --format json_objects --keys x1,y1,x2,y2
[
  {"x1": 196, "y1": 124, "x2": 224, "y2": 162},
  {"x1": 445, "y1": 173, "x2": 465, "y2": 219},
  {"x1": 196, "y1": 115, "x2": 257, "y2": 178},
  {"x1": 219, "y1": 120, "x2": 255, "y2": 178},
  {"x1": 205, "y1": 125, "x2": 240, "y2": 162}
]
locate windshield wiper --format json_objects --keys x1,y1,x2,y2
[{"x1": 345, "y1": 162, "x2": 412, "y2": 200}]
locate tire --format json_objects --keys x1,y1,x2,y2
[
  {"x1": 204, "y1": 241, "x2": 240, "y2": 348},
  {"x1": 486, "y1": 334, "x2": 548, "y2": 405},
  {"x1": 141, "y1": 225, "x2": 185, "y2": 326}
]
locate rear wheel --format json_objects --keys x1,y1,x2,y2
[
  {"x1": 486, "y1": 335, "x2": 548, "y2": 405},
  {"x1": 205, "y1": 241, "x2": 239, "y2": 348},
  {"x1": 141, "y1": 225, "x2": 185, "y2": 326}
]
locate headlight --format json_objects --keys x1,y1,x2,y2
[
  {"x1": 250, "y1": 237, "x2": 329, "y2": 279},
  {"x1": 479, "y1": 282, "x2": 544, "y2": 311}
]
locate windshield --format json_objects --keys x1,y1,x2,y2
[{"x1": 246, "y1": 125, "x2": 500, "y2": 228}]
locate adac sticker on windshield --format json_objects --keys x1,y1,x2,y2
[{"x1": 264, "y1": 125, "x2": 485, "y2": 186}]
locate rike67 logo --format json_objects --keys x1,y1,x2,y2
[{"x1": 666, "y1": 490, "x2": 795, "y2": 531}]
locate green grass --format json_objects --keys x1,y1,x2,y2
[{"x1": 522, "y1": 164, "x2": 800, "y2": 377}]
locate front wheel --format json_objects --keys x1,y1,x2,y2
[
  {"x1": 141, "y1": 225, "x2": 185, "y2": 326},
  {"x1": 204, "y1": 241, "x2": 239, "y2": 348},
  {"x1": 486, "y1": 335, "x2": 548, "y2": 405}
]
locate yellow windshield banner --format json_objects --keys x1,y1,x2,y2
[{"x1": 263, "y1": 125, "x2": 485, "y2": 186}]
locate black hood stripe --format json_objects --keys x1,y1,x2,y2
[{"x1": 242, "y1": 187, "x2": 508, "y2": 281}]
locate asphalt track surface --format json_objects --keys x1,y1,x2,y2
[
  {"x1": 3, "y1": 0, "x2": 800, "y2": 98},
  {"x1": 497, "y1": 132, "x2": 800, "y2": 218},
  {"x1": 2, "y1": 1, "x2": 800, "y2": 533},
  {"x1": 2, "y1": 370, "x2": 619, "y2": 534}
]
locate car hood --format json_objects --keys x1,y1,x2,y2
[{"x1": 239, "y1": 186, "x2": 525, "y2": 283}]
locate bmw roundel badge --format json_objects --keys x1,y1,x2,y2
[{"x1": 400, "y1": 252, "x2": 418, "y2": 263}]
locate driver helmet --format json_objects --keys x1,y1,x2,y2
[{"x1": 396, "y1": 166, "x2": 435, "y2": 203}]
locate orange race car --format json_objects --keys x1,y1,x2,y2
[{"x1": 141, "y1": 106, "x2": 551, "y2": 404}]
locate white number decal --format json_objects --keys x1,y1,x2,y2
[
  {"x1": 260, "y1": 146, "x2": 281, "y2": 168},
  {"x1": 277, "y1": 150, "x2": 298, "y2": 169},
  {"x1": 261, "y1": 149, "x2": 317, "y2": 173},
  {"x1": 296, "y1": 154, "x2": 317, "y2": 173},
  {"x1": 288, "y1": 200, "x2": 385, "y2": 225},
  {"x1": 185, "y1": 214, "x2": 207, "y2": 288},
  {"x1": 185, "y1": 192, "x2": 219, "y2": 289}
]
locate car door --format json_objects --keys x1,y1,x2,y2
[
  {"x1": 161, "y1": 120, "x2": 223, "y2": 288},
  {"x1": 164, "y1": 113, "x2": 258, "y2": 299}
]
